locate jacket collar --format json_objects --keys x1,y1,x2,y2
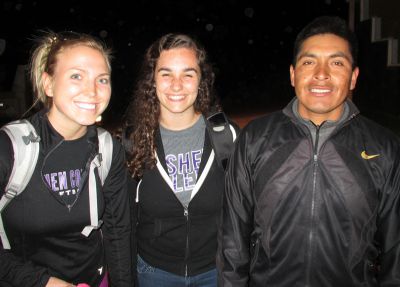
[{"x1": 282, "y1": 97, "x2": 360, "y2": 124}]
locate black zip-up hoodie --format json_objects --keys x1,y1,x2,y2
[
  {"x1": 218, "y1": 99, "x2": 400, "y2": 286},
  {"x1": 0, "y1": 110, "x2": 133, "y2": 287},
  {"x1": 136, "y1": 127, "x2": 230, "y2": 276}
]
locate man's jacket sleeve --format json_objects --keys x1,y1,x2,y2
[
  {"x1": 217, "y1": 129, "x2": 254, "y2": 287},
  {"x1": 101, "y1": 138, "x2": 134, "y2": 287},
  {"x1": 376, "y1": 141, "x2": 400, "y2": 285}
]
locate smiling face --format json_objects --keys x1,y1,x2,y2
[
  {"x1": 44, "y1": 45, "x2": 111, "y2": 139},
  {"x1": 290, "y1": 33, "x2": 359, "y2": 125},
  {"x1": 155, "y1": 47, "x2": 201, "y2": 129}
]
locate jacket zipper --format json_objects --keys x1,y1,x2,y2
[
  {"x1": 292, "y1": 110, "x2": 357, "y2": 286},
  {"x1": 155, "y1": 150, "x2": 197, "y2": 278},
  {"x1": 184, "y1": 206, "x2": 189, "y2": 277},
  {"x1": 306, "y1": 124, "x2": 320, "y2": 286}
]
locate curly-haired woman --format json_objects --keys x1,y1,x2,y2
[{"x1": 124, "y1": 33, "x2": 238, "y2": 287}]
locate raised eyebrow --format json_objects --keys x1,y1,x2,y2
[
  {"x1": 183, "y1": 68, "x2": 199, "y2": 74},
  {"x1": 297, "y1": 52, "x2": 317, "y2": 61},
  {"x1": 69, "y1": 68, "x2": 110, "y2": 77},
  {"x1": 97, "y1": 72, "x2": 111, "y2": 78},
  {"x1": 156, "y1": 67, "x2": 199, "y2": 73},
  {"x1": 157, "y1": 67, "x2": 171, "y2": 73},
  {"x1": 329, "y1": 52, "x2": 352, "y2": 62}
]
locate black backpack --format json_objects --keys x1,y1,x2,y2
[{"x1": 204, "y1": 111, "x2": 238, "y2": 170}]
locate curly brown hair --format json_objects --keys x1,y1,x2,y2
[{"x1": 125, "y1": 33, "x2": 220, "y2": 179}]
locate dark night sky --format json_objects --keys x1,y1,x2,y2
[{"x1": 0, "y1": 0, "x2": 349, "y2": 120}]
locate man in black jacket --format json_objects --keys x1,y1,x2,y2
[{"x1": 218, "y1": 16, "x2": 400, "y2": 286}]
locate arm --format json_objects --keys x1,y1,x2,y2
[
  {"x1": 217, "y1": 130, "x2": 254, "y2": 287},
  {"x1": 376, "y1": 145, "x2": 400, "y2": 285},
  {"x1": 101, "y1": 138, "x2": 133, "y2": 287},
  {"x1": 0, "y1": 131, "x2": 54, "y2": 286}
]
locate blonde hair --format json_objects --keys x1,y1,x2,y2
[{"x1": 29, "y1": 30, "x2": 112, "y2": 108}]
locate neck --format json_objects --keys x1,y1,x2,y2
[
  {"x1": 298, "y1": 106, "x2": 344, "y2": 126},
  {"x1": 47, "y1": 115, "x2": 87, "y2": 140},
  {"x1": 159, "y1": 112, "x2": 201, "y2": 131}
]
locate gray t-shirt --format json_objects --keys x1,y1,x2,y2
[{"x1": 160, "y1": 116, "x2": 206, "y2": 207}]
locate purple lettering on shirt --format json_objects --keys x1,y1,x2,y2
[
  {"x1": 50, "y1": 172, "x2": 59, "y2": 191},
  {"x1": 58, "y1": 171, "x2": 68, "y2": 190},
  {"x1": 192, "y1": 150, "x2": 202, "y2": 177},
  {"x1": 166, "y1": 154, "x2": 177, "y2": 175},
  {"x1": 178, "y1": 152, "x2": 191, "y2": 174},
  {"x1": 183, "y1": 172, "x2": 195, "y2": 190},
  {"x1": 70, "y1": 169, "x2": 81, "y2": 189}
]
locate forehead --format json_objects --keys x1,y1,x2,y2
[
  {"x1": 55, "y1": 45, "x2": 109, "y2": 70},
  {"x1": 157, "y1": 47, "x2": 199, "y2": 67},
  {"x1": 299, "y1": 33, "x2": 351, "y2": 56}
]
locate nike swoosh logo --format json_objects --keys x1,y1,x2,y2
[{"x1": 361, "y1": 151, "x2": 380, "y2": 160}]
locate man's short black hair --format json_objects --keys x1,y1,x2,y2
[{"x1": 292, "y1": 16, "x2": 358, "y2": 69}]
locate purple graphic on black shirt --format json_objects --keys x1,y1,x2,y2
[{"x1": 43, "y1": 169, "x2": 82, "y2": 197}]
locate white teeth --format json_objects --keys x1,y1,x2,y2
[
  {"x1": 311, "y1": 88, "x2": 331, "y2": 93},
  {"x1": 169, "y1": 95, "x2": 184, "y2": 100},
  {"x1": 76, "y1": 103, "x2": 96, "y2": 110}
]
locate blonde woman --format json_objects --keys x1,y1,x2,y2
[{"x1": 0, "y1": 31, "x2": 133, "y2": 287}]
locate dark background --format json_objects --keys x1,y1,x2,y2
[{"x1": 0, "y1": 0, "x2": 350, "y2": 124}]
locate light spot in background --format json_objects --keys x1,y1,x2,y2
[{"x1": 244, "y1": 7, "x2": 254, "y2": 18}]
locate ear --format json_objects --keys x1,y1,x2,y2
[
  {"x1": 350, "y1": 67, "x2": 359, "y2": 91},
  {"x1": 289, "y1": 65, "x2": 295, "y2": 87},
  {"x1": 42, "y1": 72, "x2": 54, "y2": 98}
]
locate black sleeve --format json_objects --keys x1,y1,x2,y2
[
  {"x1": 127, "y1": 176, "x2": 139, "y2": 286},
  {"x1": 217, "y1": 129, "x2": 254, "y2": 287},
  {"x1": 0, "y1": 131, "x2": 13, "y2": 195},
  {"x1": 376, "y1": 141, "x2": 400, "y2": 285},
  {"x1": 0, "y1": 131, "x2": 51, "y2": 287},
  {"x1": 101, "y1": 138, "x2": 134, "y2": 287}
]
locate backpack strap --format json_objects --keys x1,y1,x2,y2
[
  {"x1": 97, "y1": 127, "x2": 113, "y2": 185},
  {"x1": 81, "y1": 127, "x2": 113, "y2": 237},
  {"x1": 205, "y1": 111, "x2": 237, "y2": 170},
  {"x1": 0, "y1": 119, "x2": 40, "y2": 249}
]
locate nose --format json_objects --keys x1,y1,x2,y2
[
  {"x1": 314, "y1": 64, "x2": 330, "y2": 81},
  {"x1": 171, "y1": 76, "x2": 183, "y2": 91},
  {"x1": 85, "y1": 80, "x2": 97, "y2": 97}
]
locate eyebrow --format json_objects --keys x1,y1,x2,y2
[
  {"x1": 97, "y1": 72, "x2": 111, "y2": 77},
  {"x1": 69, "y1": 67, "x2": 110, "y2": 76},
  {"x1": 297, "y1": 51, "x2": 352, "y2": 63},
  {"x1": 157, "y1": 67, "x2": 199, "y2": 73}
]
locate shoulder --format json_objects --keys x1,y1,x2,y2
[
  {"x1": 0, "y1": 129, "x2": 13, "y2": 156},
  {"x1": 0, "y1": 129, "x2": 14, "y2": 191},
  {"x1": 204, "y1": 112, "x2": 238, "y2": 142},
  {"x1": 352, "y1": 115, "x2": 400, "y2": 146},
  {"x1": 229, "y1": 110, "x2": 295, "y2": 162},
  {"x1": 343, "y1": 115, "x2": 400, "y2": 166},
  {"x1": 240, "y1": 110, "x2": 289, "y2": 139},
  {"x1": 98, "y1": 127, "x2": 125, "y2": 155}
]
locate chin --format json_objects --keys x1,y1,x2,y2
[{"x1": 76, "y1": 117, "x2": 98, "y2": 126}]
